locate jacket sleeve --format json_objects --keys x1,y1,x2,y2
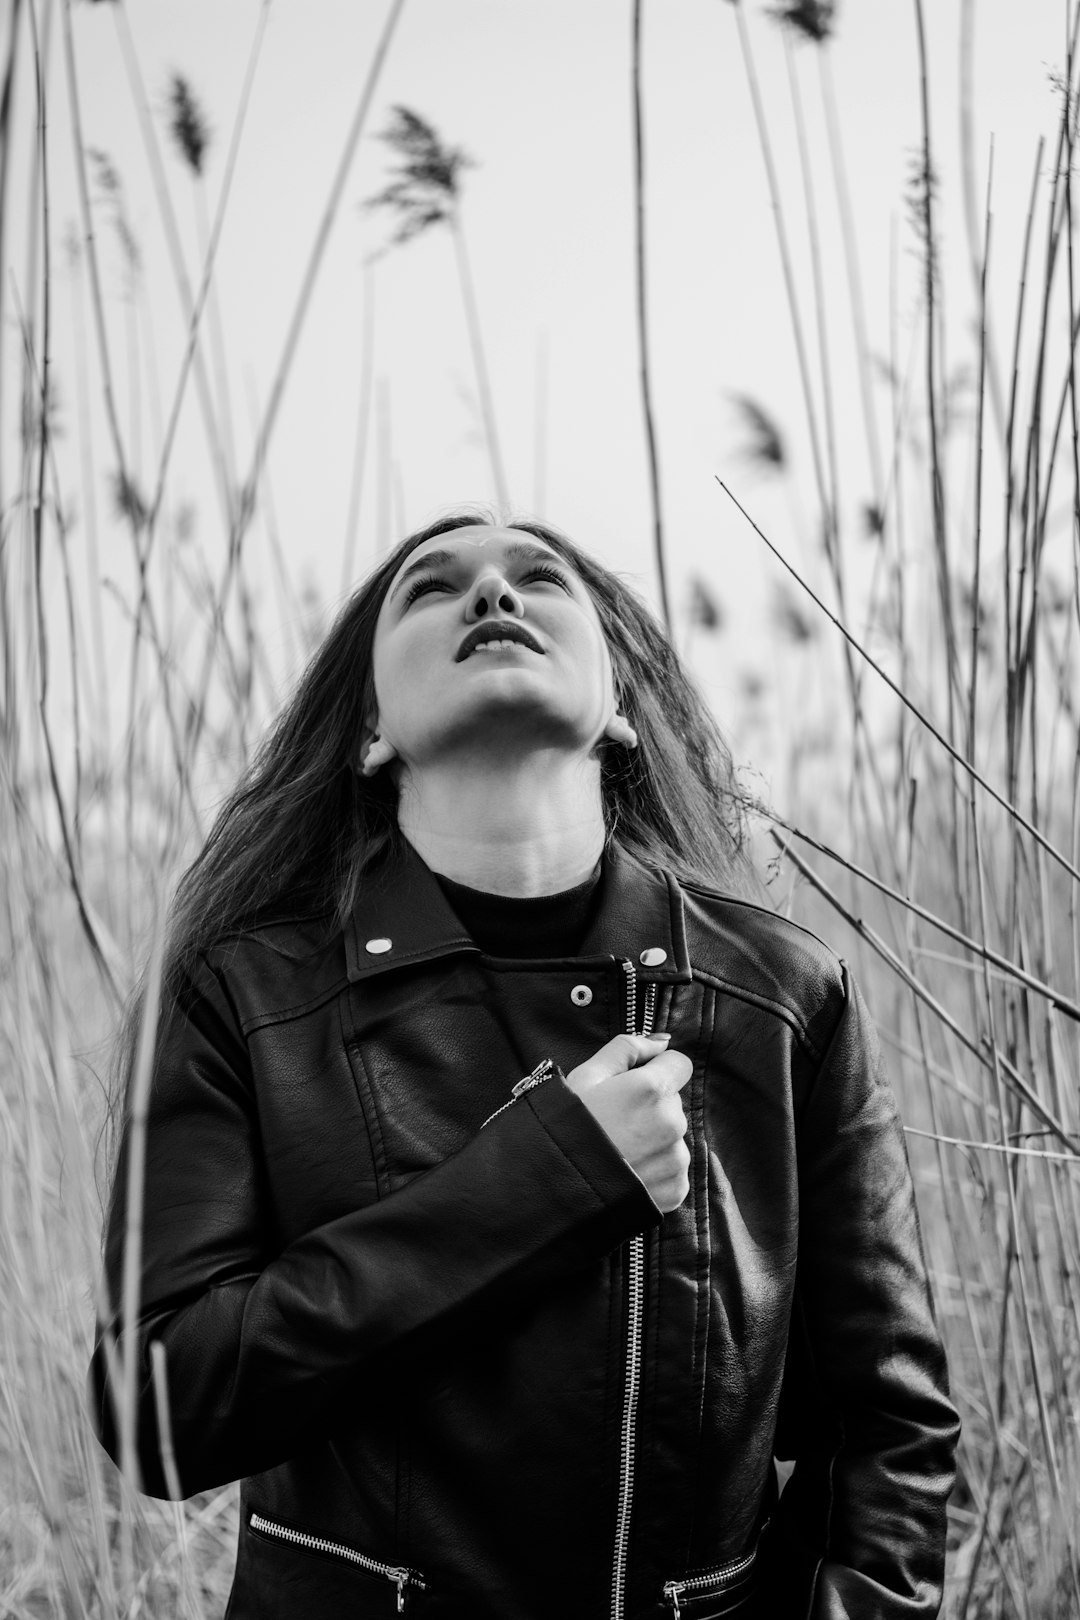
[
  {"x1": 786, "y1": 960, "x2": 960, "y2": 1620},
  {"x1": 89, "y1": 954, "x2": 660, "y2": 1499}
]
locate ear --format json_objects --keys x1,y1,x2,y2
[
  {"x1": 603, "y1": 713, "x2": 639, "y2": 750},
  {"x1": 359, "y1": 734, "x2": 398, "y2": 776}
]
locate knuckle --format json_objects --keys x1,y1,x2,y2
[
  {"x1": 656, "y1": 1171, "x2": 689, "y2": 1213},
  {"x1": 665, "y1": 1144, "x2": 688, "y2": 1180},
  {"x1": 650, "y1": 1176, "x2": 671, "y2": 1209},
  {"x1": 660, "y1": 1116, "x2": 683, "y2": 1148},
  {"x1": 662, "y1": 1101, "x2": 687, "y2": 1138}
]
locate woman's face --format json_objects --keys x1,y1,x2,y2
[{"x1": 368, "y1": 525, "x2": 619, "y2": 772}]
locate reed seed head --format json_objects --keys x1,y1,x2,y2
[
  {"x1": 769, "y1": 0, "x2": 837, "y2": 42},
  {"x1": 166, "y1": 73, "x2": 211, "y2": 177},
  {"x1": 366, "y1": 105, "x2": 474, "y2": 247},
  {"x1": 88, "y1": 147, "x2": 141, "y2": 277},
  {"x1": 111, "y1": 471, "x2": 148, "y2": 530},
  {"x1": 862, "y1": 503, "x2": 885, "y2": 541},
  {"x1": 772, "y1": 586, "x2": 817, "y2": 643},
  {"x1": 88, "y1": 147, "x2": 119, "y2": 198},
  {"x1": 689, "y1": 577, "x2": 725, "y2": 632},
  {"x1": 729, "y1": 394, "x2": 787, "y2": 472},
  {"x1": 21, "y1": 373, "x2": 62, "y2": 451}
]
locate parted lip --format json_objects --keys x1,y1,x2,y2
[{"x1": 455, "y1": 621, "x2": 545, "y2": 662}]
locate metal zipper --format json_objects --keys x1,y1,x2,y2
[
  {"x1": 249, "y1": 1512, "x2": 424, "y2": 1613},
  {"x1": 480, "y1": 1057, "x2": 554, "y2": 1129},
  {"x1": 662, "y1": 1545, "x2": 759, "y2": 1616},
  {"x1": 611, "y1": 958, "x2": 657, "y2": 1620}
]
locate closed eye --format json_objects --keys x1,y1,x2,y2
[
  {"x1": 521, "y1": 564, "x2": 573, "y2": 590},
  {"x1": 401, "y1": 573, "x2": 452, "y2": 607},
  {"x1": 402, "y1": 563, "x2": 573, "y2": 608}
]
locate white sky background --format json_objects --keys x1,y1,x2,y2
[{"x1": 2, "y1": 0, "x2": 1075, "y2": 791}]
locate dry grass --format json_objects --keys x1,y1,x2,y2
[{"x1": 1, "y1": 3, "x2": 1079, "y2": 1615}]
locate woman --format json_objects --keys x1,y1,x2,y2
[{"x1": 91, "y1": 508, "x2": 959, "y2": 1619}]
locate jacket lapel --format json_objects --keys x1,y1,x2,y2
[{"x1": 345, "y1": 836, "x2": 692, "y2": 985}]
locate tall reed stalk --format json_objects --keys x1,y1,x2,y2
[
  {"x1": 719, "y1": 4, "x2": 1080, "y2": 1604},
  {"x1": 632, "y1": 0, "x2": 672, "y2": 635},
  {"x1": 0, "y1": 10, "x2": 408, "y2": 1604},
  {"x1": 365, "y1": 102, "x2": 510, "y2": 511},
  {"x1": 2, "y1": 2, "x2": 1079, "y2": 1613}
]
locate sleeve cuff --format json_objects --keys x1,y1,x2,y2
[{"x1": 523, "y1": 1066, "x2": 664, "y2": 1236}]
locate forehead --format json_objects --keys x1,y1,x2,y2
[{"x1": 401, "y1": 525, "x2": 561, "y2": 568}]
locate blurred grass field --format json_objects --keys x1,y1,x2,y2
[{"x1": 3, "y1": 1, "x2": 1080, "y2": 1614}]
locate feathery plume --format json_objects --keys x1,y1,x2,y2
[
  {"x1": 88, "y1": 147, "x2": 141, "y2": 279},
  {"x1": 365, "y1": 105, "x2": 473, "y2": 247},
  {"x1": 688, "y1": 577, "x2": 725, "y2": 632},
  {"x1": 862, "y1": 502, "x2": 885, "y2": 541},
  {"x1": 21, "y1": 373, "x2": 63, "y2": 450},
  {"x1": 166, "y1": 73, "x2": 211, "y2": 177},
  {"x1": 729, "y1": 394, "x2": 787, "y2": 472},
  {"x1": 111, "y1": 470, "x2": 148, "y2": 529},
  {"x1": 772, "y1": 585, "x2": 817, "y2": 643},
  {"x1": 768, "y1": 1, "x2": 837, "y2": 42}
]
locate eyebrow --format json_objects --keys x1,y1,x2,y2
[{"x1": 387, "y1": 541, "x2": 568, "y2": 603}]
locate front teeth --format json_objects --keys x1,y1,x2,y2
[{"x1": 473, "y1": 640, "x2": 523, "y2": 652}]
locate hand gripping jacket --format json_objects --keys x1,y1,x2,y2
[{"x1": 89, "y1": 839, "x2": 959, "y2": 1620}]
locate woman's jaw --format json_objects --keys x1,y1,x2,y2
[{"x1": 364, "y1": 525, "x2": 636, "y2": 895}]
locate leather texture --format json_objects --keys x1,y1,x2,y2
[{"x1": 89, "y1": 838, "x2": 960, "y2": 1619}]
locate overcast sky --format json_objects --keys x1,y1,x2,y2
[{"x1": 1, "y1": 0, "x2": 1073, "y2": 779}]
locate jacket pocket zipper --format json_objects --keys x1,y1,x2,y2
[
  {"x1": 249, "y1": 1512, "x2": 425, "y2": 1612},
  {"x1": 611, "y1": 958, "x2": 657, "y2": 1620},
  {"x1": 480, "y1": 1057, "x2": 554, "y2": 1129},
  {"x1": 662, "y1": 1545, "x2": 759, "y2": 1616}
]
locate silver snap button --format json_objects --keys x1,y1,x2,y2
[
  {"x1": 570, "y1": 985, "x2": 593, "y2": 1007},
  {"x1": 365, "y1": 937, "x2": 393, "y2": 955},
  {"x1": 639, "y1": 947, "x2": 667, "y2": 967}
]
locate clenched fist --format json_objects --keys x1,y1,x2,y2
[{"x1": 565, "y1": 1034, "x2": 692, "y2": 1213}]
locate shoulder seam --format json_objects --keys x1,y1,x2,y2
[
  {"x1": 678, "y1": 881, "x2": 842, "y2": 964},
  {"x1": 202, "y1": 912, "x2": 340, "y2": 958},
  {"x1": 690, "y1": 964, "x2": 826, "y2": 1063},
  {"x1": 240, "y1": 976, "x2": 352, "y2": 1035}
]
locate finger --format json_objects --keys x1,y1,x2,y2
[
  {"x1": 658, "y1": 1100, "x2": 690, "y2": 1141},
  {"x1": 602, "y1": 1032, "x2": 671, "y2": 1068},
  {"x1": 645, "y1": 1162, "x2": 691, "y2": 1213},
  {"x1": 655, "y1": 1179, "x2": 690, "y2": 1214},
  {"x1": 641, "y1": 1051, "x2": 694, "y2": 1093},
  {"x1": 624, "y1": 1032, "x2": 672, "y2": 1060},
  {"x1": 575, "y1": 1033, "x2": 671, "y2": 1087}
]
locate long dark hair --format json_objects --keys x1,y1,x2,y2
[{"x1": 106, "y1": 507, "x2": 759, "y2": 1174}]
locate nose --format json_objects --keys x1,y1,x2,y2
[{"x1": 464, "y1": 569, "x2": 525, "y2": 622}]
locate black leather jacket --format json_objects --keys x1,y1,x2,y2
[{"x1": 90, "y1": 838, "x2": 959, "y2": 1619}]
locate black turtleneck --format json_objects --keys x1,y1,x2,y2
[{"x1": 433, "y1": 859, "x2": 603, "y2": 959}]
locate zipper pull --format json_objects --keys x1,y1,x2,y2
[
  {"x1": 662, "y1": 1581, "x2": 684, "y2": 1617},
  {"x1": 480, "y1": 1059, "x2": 555, "y2": 1129},
  {"x1": 394, "y1": 1570, "x2": 409, "y2": 1613},
  {"x1": 511, "y1": 1057, "x2": 554, "y2": 1098}
]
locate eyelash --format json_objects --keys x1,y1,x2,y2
[{"x1": 402, "y1": 564, "x2": 570, "y2": 607}]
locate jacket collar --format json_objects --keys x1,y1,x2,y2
[{"x1": 345, "y1": 836, "x2": 692, "y2": 984}]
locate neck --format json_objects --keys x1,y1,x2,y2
[{"x1": 396, "y1": 751, "x2": 605, "y2": 897}]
